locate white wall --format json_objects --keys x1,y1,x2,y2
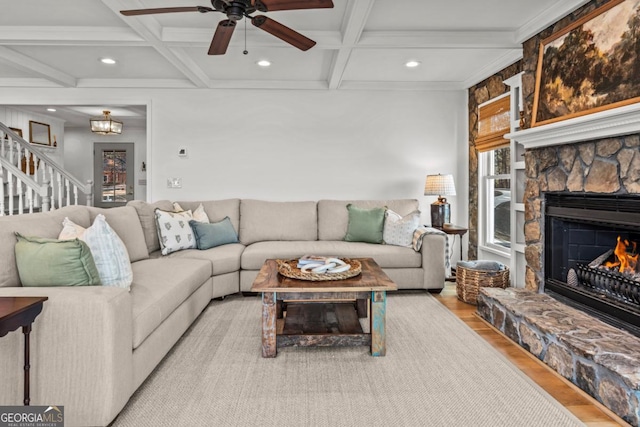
[
  {"x1": 0, "y1": 87, "x2": 468, "y2": 250},
  {"x1": 0, "y1": 106, "x2": 65, "y2": 166},
  {"x1": 64, "y1": 126, "x2": 147, "y2": 203}
]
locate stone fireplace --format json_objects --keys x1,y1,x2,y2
[
  {"x1": 522, "y1": 125, "x2": 640, "y2": 295},
  {"x1": 476, "y1": 104, "x2": 640, "y2": 425}
]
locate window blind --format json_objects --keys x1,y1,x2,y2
[{"x1": 475, "y1": 95, "x2": 510, "y2": 153}]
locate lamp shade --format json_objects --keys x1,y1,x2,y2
[
  {"x1": 90, "y1": 110, "x2": 123, "y2": 135},
  {"x1": 424, "y1": 174, "x2": 456, "y2": 196}
]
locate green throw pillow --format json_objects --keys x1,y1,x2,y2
[
  {"x1": 189, "y1": 217, "x2": 239, "y2": 250},
  {"x1": 14, "y1": 233, "x2": 102, "y2": 287},
  {"x1": 344, "y1": 204, "x2": 386, "y2": 244}
]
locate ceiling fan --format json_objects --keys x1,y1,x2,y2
[{"x1": 121, "y1": 0, "x2": 334, "y2": 55}]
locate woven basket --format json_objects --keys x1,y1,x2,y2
[
  {"x1": 456, "y1": 264, "x2": 510, "y2": 305},
  {"x1": 276, "y1": 258, "x2": 361, "y2": 281}
]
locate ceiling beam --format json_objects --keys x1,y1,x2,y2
[
  {"x1": 99, "y1": 0, "x2": 210, "y2": 88},
  {"x1": 162, "y1": 28, "x2": 344, "y2": 50},
  {"x1": 358, "y1": 30, "x2": 519, "y2": 49},
  {"x1": 0, "y1": 26, "x2": 144, "y2": 45},
  {"x1": 0, "y1": 46, "x2": 76, "y2": 87},
  {"x1": 328, "y1": 0, "x2": 375, "y2": 89}
]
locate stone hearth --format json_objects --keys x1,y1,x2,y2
[{"x1": 478, "y1": 287, "x2": 640, "y2": 425}]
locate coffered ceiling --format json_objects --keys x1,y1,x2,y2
[{"x1": 0, "y1": 0, "x2": 590, "y2": 91}]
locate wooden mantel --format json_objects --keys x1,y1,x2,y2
[{"x1": 505, "y1": 102, "x2": 640, "y2": 150}]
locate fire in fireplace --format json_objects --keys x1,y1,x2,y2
[
  {"x1": 544, "y1": 192, "x2": 640, "y2": 337},
  {"x1": 603, "y1": 236, "x2": 639, "y2": 275}
]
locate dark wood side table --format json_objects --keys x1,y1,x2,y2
[
  {"x1": 0, "y1": 296, "x2": 48, "y2": 406},
  {"x1": 434, "y1": 224, "x2": 468, "y2": 281}
]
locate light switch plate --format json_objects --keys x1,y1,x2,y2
[{"x1": 167, "y1": 177, "x2": 182, "y2": 188}]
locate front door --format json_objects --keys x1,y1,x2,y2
[{"x1": 94, "y1": 143, "x2": 134, "y2": 208}]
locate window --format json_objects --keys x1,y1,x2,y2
[
  {"x1": 477, "y1": 93, "x2": 512, "y2": 253},
  {"x1": 481, "y1": 147, "x2": 511, "y2": 249}
]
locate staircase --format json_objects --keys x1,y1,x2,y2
[{"x1": 0, "y1": 122, "x2": 93, "y2": 216}]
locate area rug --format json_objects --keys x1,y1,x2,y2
[{"x1": 111, "y1": 293, "x2": 584, "y2": 427}]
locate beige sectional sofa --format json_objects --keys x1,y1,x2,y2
[{"x1": 0, "y1": 198, "x2": 445, "y2": 426}]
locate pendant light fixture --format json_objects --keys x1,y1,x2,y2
[{"x1": 90, "y1": 110, "x2": 123, "y2": 135}]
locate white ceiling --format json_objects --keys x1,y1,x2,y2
[{"x1": 0, "y1": 0, "x2": 590, "y2": 124}]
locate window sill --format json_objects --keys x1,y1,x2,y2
[{"x1": 479, "y1": 243, "x2": 511, "y2": 258}]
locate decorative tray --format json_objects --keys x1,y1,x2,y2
[{"x1": 276, "y1": 258, "x2": 361, "y2": 281}]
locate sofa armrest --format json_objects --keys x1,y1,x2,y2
[
  {"x1": 418, "y1": 233, "x2": 446, "y2": 290},
  {"x1": 0, "y1": 286, "x2": 133, "y2": 427}
]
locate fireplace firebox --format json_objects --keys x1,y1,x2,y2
[{"x1": 544, "y1": 192, "x2": 640, "y2": 337}]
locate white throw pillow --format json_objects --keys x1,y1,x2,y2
[
  {"x1": 155, "y1": 208, "x2": 197, "y2": 255},
  {"x1": 59, "y1": 214, "x2": 133, "y2": 290},
  {"x1": 383, "y1": 209, "x2": 421, "y2": 247},
  {"x1": 173, "y1": 202, "x2": 210, "y2": 223}
]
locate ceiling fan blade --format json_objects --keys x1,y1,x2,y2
[
  {"x1": 255, "y1": 0, "x2": 333, "y2": 12},
  {"x1": 208, "y1": 19, "x2": 236, "y2": 55},
  {"x1": 120, "y1": 7, "x2": 213, "y2": 16},
  {"x1": 251, "y1": 16, "x2": 315, "y2": 51}
]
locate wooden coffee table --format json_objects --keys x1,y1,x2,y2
[{"x1": 251, "y1": 258, "x2": 397, "y2": 358}]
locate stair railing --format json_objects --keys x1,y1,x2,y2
[{"x1": 0, "y1": 122, "x2": 93, "y2": 216}]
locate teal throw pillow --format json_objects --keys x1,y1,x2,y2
[
  {"x1": 344, "y1": 204, "x2": 386, "y2": 244},
  {"x1": 189, "y1": 217, "x2": 239, "y2": 250},
  {"x1": 14, "y1": 233, "x2": 102, "y2": 287}
]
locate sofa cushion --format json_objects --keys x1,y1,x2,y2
[
  {"x1": 154, "y1": 209, "x2": 197, "y2": 255},
  {"x1": 159, "y1": 243, "x2": 244, "y2": 276},
  {"x1": 0, "y1": 205, "x2": 91, "y2": 288},
  {"x1": 383, "y1": 209, "x2": 421, "y2": 247},
  {"x1": 59, "y1": 215, "x2": 133, "y2": 290},
  {"x1": 318, "y1": 199, "x2": 419, "y2": 241},
  {"x1": 174, "y1": 199, "x2": 240, "y2": 234},
  {"x1": 344, "y1": 204, "x2": 386, "y2": 244},
  {"x1": 241, "y1": 240, "x2": 421, "y2": 270},
  {"x1": 88, "y1": 206, "x2": 149, "y2": 262},
  {"x1": 127, "y1": 200, "x2": 174, "y2": 254},
  {"x1": 173, "y1": 202, "x2": 210, "y2": 223},
  {"x1": 129, "y1": 258, "x2": 211, "y2": 348},
  {"x1": 190, "y1": 217, "x2": 239, "y2": 250},
  {"x1": 15, "y1": 233, "x2": 102, "y2": 287},
  {"x1": 239, "y1": 200, "x2": 318, "y2": 245}
]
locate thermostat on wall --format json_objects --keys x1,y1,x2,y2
[{"x1": 178, "y1": 147, "x2": 188, "y2": 158}]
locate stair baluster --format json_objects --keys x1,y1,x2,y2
[
  {"x1": 0, "y1": 165, "x2": 4, "y2": 215},
  {"x1": 7, "y1": 171, "x2": 14, "y2": 215},
  {"x1": 1, "y1": 123, "x2": 93, "y2": 215}
]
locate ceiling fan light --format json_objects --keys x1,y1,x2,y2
[{"x1": 90, "y1": 110, "x2": 123, "y2": 135}]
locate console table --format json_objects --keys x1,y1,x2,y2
[{"x1": 0, "y1": 296, "x2": 48, "y2": 406}]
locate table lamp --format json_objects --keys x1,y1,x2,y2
[{"x1": 424, "y1": 173, "x2": 456, "y2": 227}]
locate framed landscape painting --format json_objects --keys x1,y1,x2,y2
[{"x1": 532, "y1": 0, "x2": 640, "y2": 126}]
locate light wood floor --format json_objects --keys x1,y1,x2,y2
[{"x1": 433, "y1": 283, "x2": 628, "y2": 426}]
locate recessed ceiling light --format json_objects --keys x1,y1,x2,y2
[
  {"x1": 100, "y1": 58, "x2": 117, "y2": 65},
  {"x1": 46, "y1": 108, "x2": 56, "y2": 112},
  {"x1": 405, "y1": 60, "x2": 421, "y2": 68},
  {"x1": 257, "y1": 60, "x2": 271, "y2": 67}
]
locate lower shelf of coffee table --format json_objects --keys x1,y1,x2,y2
[{"x1": 277, "y1": 302, "x2": 371, "y2": 348}]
